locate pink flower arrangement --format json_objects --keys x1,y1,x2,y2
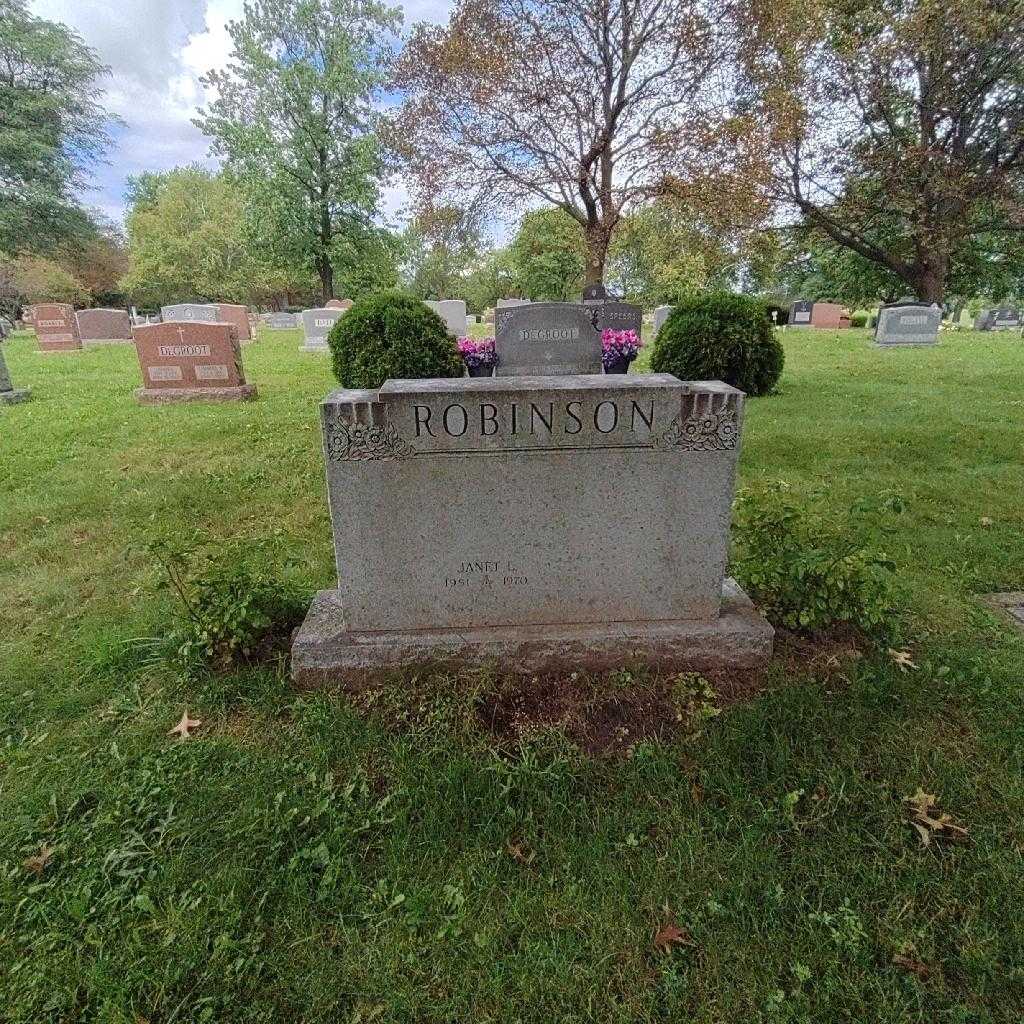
[
  {"x1": 601, "y1": 328, "x2": 642, "y2": 369},
  {"x1": 457, "y1": 336, "x2": 497, "y2": 368}
]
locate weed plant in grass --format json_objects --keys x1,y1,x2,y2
[{"x1": 2, "y1": 327, "x2": 1024, "y2": 1022}]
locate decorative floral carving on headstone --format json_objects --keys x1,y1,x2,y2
[
  {"x1": 325, "y1": 420, "x2": 413, "y2": 462},
  {"x1": 654, "y1": 407, "x2": 738, "y2": 452}
]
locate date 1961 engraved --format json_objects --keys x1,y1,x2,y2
[
  {"x1": 325, "y1": 421, "x2": 413, "y2": 462},
  {"x1": 654, "y1": 407, "x2": 738, "y2": 452},
  {"x1": 444, "y1": 559, "x2": 529, "y2": 589}
]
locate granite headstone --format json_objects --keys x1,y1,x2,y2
[
  {"x1": 215, "y1": 303, "x2": 252, "y2": 342},
  {"x1": 291, "y1": 374, "x2": 773, "y2": 682},
  {"x1": 160, "y1": 303, "x2": 220, "y2": 323},
  {"x1": 133, "y1": 321, "x2": 256, "y2": 403},
  {"x1": 264, "y1": 312, "x2": 298, "y2": 330},
  {"x1": 34, "y1": 303, "x2": 81, "y2": 352},
  {"x1": 494, "y1": 302, "x2": 602, "y2": 376},
  {"x1": 76, "y1": 308, "x2": 132, "y2": 343},
  {"x1": 654, "y1": 305, "x2": 674, "y2": 335},
  {"x1": 875, "y1": 302, "x2": 941, "y2": 346},
  {"x1": 0, "y1": 342, "x2": 31, "y2": 404},
  {"x1": 301, "y1": 308, "x2": 344, "y2": 351}
]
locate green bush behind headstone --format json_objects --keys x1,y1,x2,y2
[
  {"x1": 327, "y1": 291, "x2": 462, "y2": 389},
  {"x1": 650, "y1": 292, "x2": 784, "y2": 397}
]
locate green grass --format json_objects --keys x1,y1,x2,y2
[{"x1": 2, "y1": 326, "x2": 1024, "y2": 1022}]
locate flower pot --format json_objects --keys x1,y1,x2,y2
[
  {"x1": 467, "y1": 363, "x2": 494, "y2": 377},
  {"x1": 603, "y1": 355, "x2": 631, "y2": 374}
]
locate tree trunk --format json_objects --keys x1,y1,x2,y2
[
  {"x1": 912, "y1": 260, "x2": 945, "y2": 304},
  {"x1": 317, "y1": 258, "x2": 334, "y2": 305},
  {"x1": 584, "y1": 222, "x2": 609, "y2": 286}
]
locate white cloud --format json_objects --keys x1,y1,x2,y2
[{"x1": 28, "y1": 0, "x2": 457, "y2": 225}]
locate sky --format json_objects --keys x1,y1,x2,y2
[{"x1": 29, "y1": 0, "x2": 456, "y2": 228}]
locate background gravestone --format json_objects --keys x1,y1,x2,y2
[
  {"x1": 495, "y1": 302, "x2": 602, "y2": 376},
  {"x1": 974, "y1": 309, "x2": 992, "y2": 331},
  {"x1": 789, "y1": 300, "x2": 814, "y2": 326},
  {"x1": 33, "y1": 303, "x2": 82, "y2": 352},
  {"x1": 76, "y1": 308, "x2": 132, "y2": 343},
  {"x1": 301, "y1": 308, "x2": 344, "y2": 351},
  {"x1": 425, "y1": 299, "x2": 467, "y2": 337},
  {"x1": 875, "y1": 302, "x2": 941, "y2": 346},
  {"x1": 594, "y1": 301, "x2": 642, "y2": 337},
  {"x1": 133, "y1": 321, "x2": 255, "y2": 403},
  {"x1": 991, "y1": 306, "x2": 1021, "y2": 330},
  {"x1": 214, "y1": 303, "x2": 252, "y2": 342},
  {"x1": 264, "y1": 311, "x2": 298, "y2": 329},
  {"x1": 497, "y1": 298, "x2": 529, "y2": 310},
  {"x1": 324, "y1": 299, "x2": 353, "y2": 311},
  {"x1": 654, "y1": 305, "x2": 674, "y2": 335},
  {"x1": 0, "y1": 343, "x2": 31, "y2": 404},
  {"x1": 160, "y1": 303, "x2": 220, "y2": 323}
]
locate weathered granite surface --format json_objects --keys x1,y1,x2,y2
[
  {"x1": 495, "y1": 303, "x2": 602, "y2": 375},
  {"x1": 76, "y1": 308, "x2": 132, "y2": 342},
  {"x1": 215, "y1": 303, "x2": 252, "y2": 342},
  {"x1": 301, "y1": 308, "x2": 344, "y2": 351},
  {"x1": 132, "y1": 321, "x2": 255, "y2": 403},
  {"x1": 292, "y1": 373, "x2": 771, "y2": 680},
  {"x1": 654, "y1": 305, "x2": 674, "y2": 335},
  {"x1": 875, "y1": 303, "x2": 941, "y2": 346},
  {"x1": 34, "y1": 303, "x2": 81, "y2": 352},
  {"x1": 160, "y1": 303, "x2": 220, "y2": 323},
  {"x1": 425, "y1": 299, "x2": 467, "y2": 337},
  {"x1": 264, "y1": 312, "x2": 299, "y2": 329}
]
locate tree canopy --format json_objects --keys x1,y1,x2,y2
[
  {"x1": 0, "y1": 0, "x2": 114, "y2": 256},
  {"x1": 195, "y1": 0, "x2": 399, "y2": 302}
]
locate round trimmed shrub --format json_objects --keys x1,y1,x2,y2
[
  {"x1": 851, "y1": 311, "x2": 868, "y2": 328},
  {"x1": 327, "y1": 291, "x2": 462, "y2": 388},
  {"x1": 650, "y1": 292, "x2": 784, "y2": 396}
]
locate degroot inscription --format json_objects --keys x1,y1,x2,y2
[
  {"x1": 519, "y1": 326, "x2": 579, "y2": 343},
  {"x1": 157, "y1": 344, "x2": 212, "y2": 357},
  {"x1": 412, "y1": 398, "x2": 655, "y2": 438}
]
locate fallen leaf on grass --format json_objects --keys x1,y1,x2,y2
[
  {"x1": 168, "y1": 709, "x2": 202, "y2": 740},
  {"x1": 23, "y1": 843, "x2": 55, "y2": 877},
  {"x1": 888, "y1": 649, "x2": 918, "y2": 672},
  {"x1": 506, "y1": 840, "x2": 536, "y2": 866},
  {"x1": 904, "y1": 788, "x2": 969, "y2": 847},
  {"x1": 979, "y1": 516, "x2": 993, "y2": 528},
  {"x1": 893, "y1": 950, "x2": 931, "y2": 980},
  {"x1": 653, "y1": 912, "x2": 694, "y2": 954}
]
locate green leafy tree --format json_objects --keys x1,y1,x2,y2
[
  {"x1": 195, "y1": 0, "x2": 399, "y2": 303},
  {"x1": 508, "y1": 209, "x2": 584, "y2": 301},
  {"x1": 461, "y1": 248, "x2": 516, "y2": 314},
  {"x1": 401, "y1": 204, "x2": 484, "y2": 300},
  {"x1": 121, "y1": 167, "x2": 262, "y2": 307},
  {"x1": 10, "y1": 254, "x2": 88, "y2": 305},
  {"x1": 0, "y1": 0, "x2": 114, "y2": 256},
  {"x1": 334, "y1": 227, "x2": 402, "y2": 300}
]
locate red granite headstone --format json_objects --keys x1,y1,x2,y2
[
  {"x1": 34, "y1": 303, "x2": 82, "y2": 352},
  {"x1": 809, "y1": 303, "x2": 851, "y2": 329},
  {"x1": 214, "y1": 303, "x2": 252, "y2": 342},
  {"x1": 76, "y1": 308, "x2": 132, "y2": 342},
  {"x1": 132, "y1": 321, "x2": 256, "y2": 403}
]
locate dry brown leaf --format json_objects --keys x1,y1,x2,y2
[
  {"x1": 24, "y1": 843, "x2": 55, "y2": 877},
  {"x1": 168, "y1": 709, "x2": 202, "y2": 741},
  {"x1": 979, "y1": 516, "x2": 994, "y2": 528},
  {"x1": 888, "y1": 648, "x2": 918, "y2": 672},
  {"x1": 653, "y1": 914, "x2": 693, "y2": 954},
  {"x1": 893, "y1": 951, "x2": 931, "y2": 980},
  {"x1": 904, "y1": 788, "x2": 969, "y2": 847},
  {"x1": 506, "y1": 840, "x2": 536, "y2": 865}
]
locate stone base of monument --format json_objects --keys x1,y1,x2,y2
[
  {"x1": 291, "y1": 579, "x2": 774, "y2": 686},
  {"x1": 0, "y1": 387, "x2": 31, "y2": 405},
  {"x1": 135, "y1": 384, "x2": 258, "y2": 404},
  {"x1": 299, "y1": 342, "x2": 329, "y2": 353}
]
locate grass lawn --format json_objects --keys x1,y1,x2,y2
[{"x1": 2, "y1": 326, "x2": 1023, "y2": 1022}]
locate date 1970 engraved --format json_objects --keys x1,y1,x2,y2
[
  {"x1": 325, "y1": 421, "x2": 413, "y2": 462},
  {"x1": 654, "y1": 407, "x2": 738, "y2": 452}
]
